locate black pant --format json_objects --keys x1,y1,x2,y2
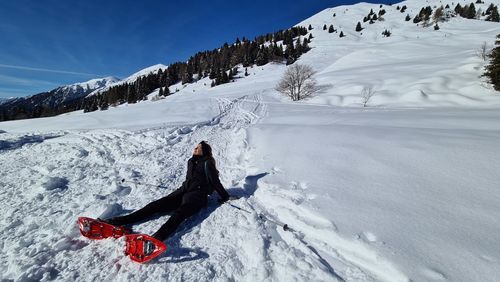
[{"x1": 112, "y1": 188, "x2": 207, "y2": 241}]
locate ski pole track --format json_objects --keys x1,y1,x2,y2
[{"x1": 0, "y1": 93, "x2": 402, "y2": 281}]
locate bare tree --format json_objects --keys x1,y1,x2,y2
[
  {"x1": 361, "y1": 86, "x2": 375, "y2": 107},
  {"x1": 477, "y1": 42, "x2": 489, "y2": 61},
  {"x1": 275, "y1": 64, "x2": 318, "y2": 101},
  {"x1": 476, "y1": 8, "x2": 482, "y2": 20}
]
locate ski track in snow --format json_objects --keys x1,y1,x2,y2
[{"x1": 0, "y1": 94, "x2": 406, "y2": 281}]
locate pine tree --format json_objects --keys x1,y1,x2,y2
[
  {"x1": 328, "y1": 25, "x2": 335, "y2": 33},
  {"x1": 323, "y1": 24, "x2": 327, "y2": 30},
  {"x1": 486, "y1": 3, "x2": 495, "y2": 15},
  {"x1": 406, "y1": 14, "x2": 411, "y2": 21},
  {"x1": 285, "y1": 43, "x2": 296, "y2": 65},
  {"x1": 181, "y1": 66, "x2": 194, "y2": 84},
  {"x1": 433, "y1": 6, "x2": 444, "y2": 23},
  {"x1": 221, "y1": 70, "x2": 229, "y2": 84},
  {"x1": 461, "y1": 4, "x2": 470, "y2": 18},
  {"x1": 159, "y1": 87, "x2": 164, "y2": 97},
  {"x1": 492, "y1": 7, "x2": 500, "y2": 22},
  {"x1": 255, "y1": 47, "x2": 269, "y2": 66},
  {"x1": 355, "y1": 22, "x2": 363, "y2": 32},
  {"x1": 339, "y1": 31, "x2": 345, "y2": 37},
  {"x1": 455, "y1": 3, "x2": 463, "y2": 15},
  {"x1": 308, "y1": 24, "x2": 313, "y2": 30},
  {"x1": 423, "y1": 6, "x2": 433, "y2": 22},
  {"x1": 302, "y1": 40, "x2": 310, "y2": 52},
  {"x1": 486, "y1": 6, "x2": 500, "y2": 22},
  {"x1": 467, "y1": 3, "x2": 477, "y2": 19},
  {"x1": 434, "y1": 24, "x2": 440, "y2": 30},
  {"x1": 245, "y1": 67, "x2": 249, "y2": 76},
  {"x1": 484, "y1": 34, "x2": 500, "y2": 90},
  {"x1": 197, "y1": 68, "x2": 203, "y2": 80}
]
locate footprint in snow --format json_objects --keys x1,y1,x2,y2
[
  {"x1": 356, "y1": 231, "x2": 378, "y2": 243},
  {"x1": 421, "y1": 267, "x2": 447, "y2": 281}
]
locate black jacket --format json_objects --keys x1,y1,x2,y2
[{"x1": 180, "y1": 155, "x2": 230, "y2": 200}]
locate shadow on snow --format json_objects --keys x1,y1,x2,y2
[
  {"x1": 0, "y1": 134, "x2": 63, "y2": 151},
  {"x1": 152, "y1": 172, "x2": 269, "y2": 264}
]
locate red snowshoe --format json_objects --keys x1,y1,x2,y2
[
  {"x1": 125, "y1": 234, "x2": 167, "y2": 263},
  {"x1": 77, "y1": 217, "x2": 130, "y2": 239}
]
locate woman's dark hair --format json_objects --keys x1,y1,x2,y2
[{"x1": 200, "y1": 141, "x2": 219, "y2": 175}]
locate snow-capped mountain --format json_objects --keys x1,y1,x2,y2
[
  {"x1": 57, "y1": 76, "x2": 120, "y2": 102},
  {"x1": 88, "y1": 64, "x2": 168, "y2": 96},
  {"x1": 0, "y1": 97, "x2": 14, "y2": 105},
  {"x1": 0, "y1": 76, "x2": 119, "y2": 121},
  {"x1": 1, "y1": 1, "x2": 500, "y2": 281}
]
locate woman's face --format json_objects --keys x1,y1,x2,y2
[{"x1": 193, "y1": 144, "x2": 203, "y2": 156}]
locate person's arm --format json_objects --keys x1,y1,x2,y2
[{"x1": 206, "y1": 161, "x2": 230, "y2": 201}]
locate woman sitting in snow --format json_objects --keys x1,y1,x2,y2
[{"x1": 103, "y1": 141, "x2": 232, "y2": 241}]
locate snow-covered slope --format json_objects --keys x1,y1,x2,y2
[
  {"x1": 1, "y1": 1, "x2": 500, "y2": 281},
  {"x1": 88, "y1": 64, "x2": 168, "y2": 96},
  {"x1": 294, "y1": 0, "x2": 500, "y2": 107}
]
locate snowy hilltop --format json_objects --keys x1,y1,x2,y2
[
  {"x1": 88, "y1": 64, "x2": 169, "y2": 97},
  {"x1": 1, "y1": 0, "x2": 500, "y2": 281}
]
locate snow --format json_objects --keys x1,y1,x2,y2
[
  {"x1": 62, "y1": 76, "x2": 120, "y2": 92},
  {"x1": 54, "y1": 76, "x2": 121, "y2": 103},
  {"x1": 1, "y1": 0, "x2": 500, "y2": 281},
  {"x1": 88, "y1": 64, "x2": 168, "y2": 97},
  {"x1": 0, "y1": 97, "x2": 14, "y2": 105}
]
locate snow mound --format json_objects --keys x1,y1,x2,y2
[{"x1": 41, "y1": 176, "x2": 69, "y2": 191}]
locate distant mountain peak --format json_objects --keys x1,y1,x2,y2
[
  {"x1": 59, "y1": 76, "x2": 120, "y2": 92},
  {"x1": 88, "y1": 64, "x2": 168, "y2": 97}
]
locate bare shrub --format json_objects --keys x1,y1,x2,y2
[
  {"x1": 361, "y1": 86, "x2": 375, "y2": 107},
  {"x1": 477, "y1": 42, "x2": 490, "y2": 61},
  {"x1": 151, "y1": 94, "x2": 163, "y2": 102}
]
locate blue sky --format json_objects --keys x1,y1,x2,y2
[{"x1": 0, "y1": 0, "x2": 392, "y2": 98}]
